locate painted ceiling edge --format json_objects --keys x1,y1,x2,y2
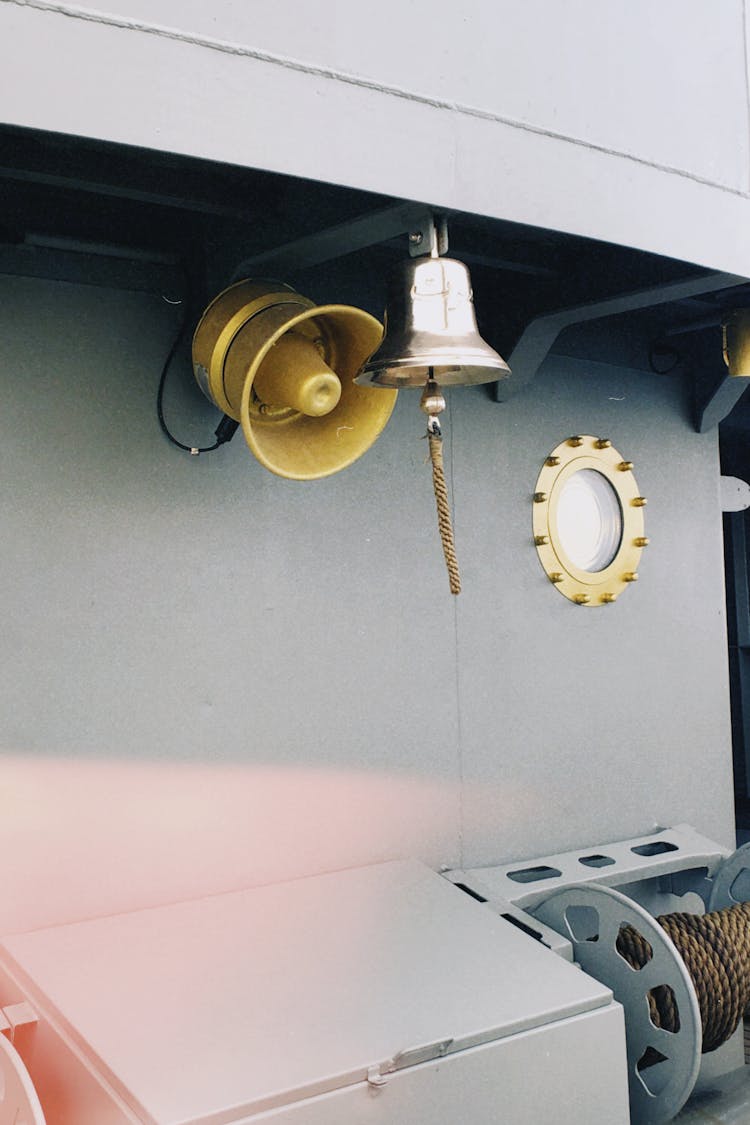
[{"x1": 2, "y1": 4, "x2": 750, "y2": 276}]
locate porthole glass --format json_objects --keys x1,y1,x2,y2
[{"x1": 556, "y1": 469, "x2": 622, "y2": 572}]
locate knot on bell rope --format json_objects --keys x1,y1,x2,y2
[
  {"x1": 617, "y1": 901, "x2": 750, "y2": 1053},
  {"x1": 421, "y1": 378, "x2": 461, "y2": 596}
]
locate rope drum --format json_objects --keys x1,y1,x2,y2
[{"x1": 618, "y1": 901, "x2": 750, "y2": 1053}]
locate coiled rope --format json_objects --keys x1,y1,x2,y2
[{"x1": 618, "y1": 901, "x2": 750, "y2": 1053}]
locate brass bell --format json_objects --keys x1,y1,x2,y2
[{"x1": 356, "y1": 256, "x2": 510, "y2": 388}]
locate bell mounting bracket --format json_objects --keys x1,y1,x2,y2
[{"x1": 407, "y1": 214, "x2": 449, "y2": 258}]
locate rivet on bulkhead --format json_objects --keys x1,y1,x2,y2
[
  {"x1": 634, "y1": 537, "x2": 650, "y2": 547},
  {"x1": 624, "y1": 572, "x2": 639, "y2": 583},
  {"x1": 595, "y1": 438, "x2": 611, "y2": 449},
  {"x1": 535, "y1": 535, "x2": 549, "y2": 546},
  {"x1": 573, "y1": 593, "x2": 591, "y2": 605},
  {"x1": 631, "y1": 496, "x2": 647, "y2": 507},
  {"x1": 618, "y1": 461, "x2": 634, "y2": 471},
  {"x1": 568, "y1": 436, "x2": 584, "y2": 447},
  {"x1": 546, "y1": 456, "x2": 561, "y2": 467},
  {"x1": 600, "y1": 593, "x2": 617, "y2": 604},
  {"x1": 534, "y1": 492, "x2": 548, "y2": 503},
  {"x1": 550, "y1": 573, "x2": 563, "y2": 584}
]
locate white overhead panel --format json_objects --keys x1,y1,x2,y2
[{"x1": 1, "y1": 1, "x2": 750, "y2": 274}]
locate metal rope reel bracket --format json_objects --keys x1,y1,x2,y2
[
  {"x1": 446, "y1": 825, "x2": 736, "y2": 1125},
  {"x1": 452, "y1": 825, "x2": 727, "y2": 915},
  {"x1": 534, "y1": 884, "x2": 701, "y2": 1125}
]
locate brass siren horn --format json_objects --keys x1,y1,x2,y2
[{"x1": 192, "y1": 280, "x2": 396, "y2": 480}]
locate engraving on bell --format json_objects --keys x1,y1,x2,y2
[{"x1": 356, "y1": 257, "x2": 510, "y2": 388}]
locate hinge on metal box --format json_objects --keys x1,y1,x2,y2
[
  {"x1": 0, "y1": 1002, "x2": 38, "y2": 1049},
  {"x1": 367, "y1": 1037, "x2": 454, "y2": 1088}
]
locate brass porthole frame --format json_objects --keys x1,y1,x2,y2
[{"x1": 532, "y1": 436, "x2": 647, "y2": 606}]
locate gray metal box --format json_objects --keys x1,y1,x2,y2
[{"x1": 0, "y1": 860, "x2": 630, "y2": 1124}]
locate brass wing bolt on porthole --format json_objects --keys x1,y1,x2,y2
[{"x1": 532, "y1": 436, "x2": 647, "y2": 606}]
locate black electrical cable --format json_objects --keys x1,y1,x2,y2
[
  {"x1": 156, "y1": 294, "x2": 238, "y2": 455},
  {"x1": 648, "y1": 342, "x2": 681, "y2": 375}
]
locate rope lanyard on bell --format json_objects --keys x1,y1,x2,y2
[{"x1": 420, "y1": 373, "x2": 461, "y2": 596}]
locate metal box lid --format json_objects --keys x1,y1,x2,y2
[{"x1": 0, "y1": 860, "x2": 613, "y2": 1123}]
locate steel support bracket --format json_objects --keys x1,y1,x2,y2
[
  {"x1": 694, "y1": 366, "x2": 750, "y2": 432},
  {"x1": 494, "y1": 271, "x2": 746, "y2": 404},
  {"x1": 230, "y1": 201, "x2": 443, "y2": 281}
]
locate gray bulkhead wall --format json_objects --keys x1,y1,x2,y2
[
  {"x1": 0, "y1": 271, "x2": 734, "y2": 933},
  {"x1": 0, "y1": 0, "x2": 743, "y2": 929}
]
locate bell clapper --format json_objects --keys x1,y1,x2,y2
[{"x1": 420, "y1": 375, "x2": 461, "y2": 596}]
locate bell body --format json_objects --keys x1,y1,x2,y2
[{"x1": 356, "y1": 257, "x2": 510, "y2": 388}]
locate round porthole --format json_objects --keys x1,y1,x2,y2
[{"x1": 532, "y1": 436, "x2": 648, "y2": 606}]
